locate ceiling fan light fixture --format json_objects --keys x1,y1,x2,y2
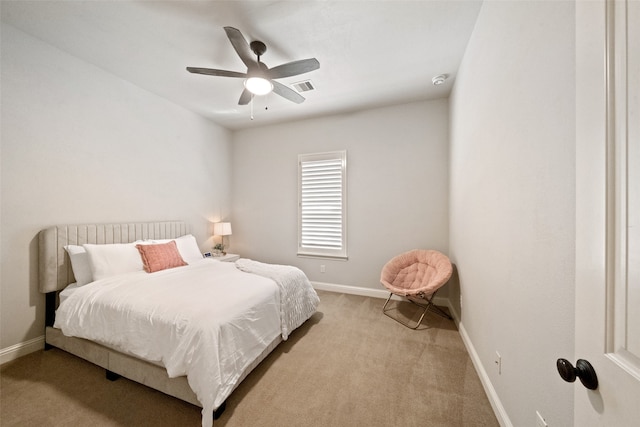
[{"x1": 244, "y1": 77, "x2": 273, "y2": 95}]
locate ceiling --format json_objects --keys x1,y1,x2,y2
[{"x1": 1, "y1": 1, "x2": 482, "y2": 130}]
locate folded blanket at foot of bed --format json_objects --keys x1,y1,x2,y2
[{"x1": 235, "y1": 258, "x2": 320, "y2": 340}]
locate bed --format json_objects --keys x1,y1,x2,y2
[{"x1": 39, "y1": 221, "x2": 319, "y2": 427}]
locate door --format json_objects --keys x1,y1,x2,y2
[{"x1": 575, "y1": 0, "x2": 640, "y2": 425}]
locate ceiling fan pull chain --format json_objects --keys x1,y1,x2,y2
[{"x1": 250, "y1": 94, "x2": 254, "y2": 120}]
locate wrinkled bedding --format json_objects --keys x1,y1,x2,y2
[{"x1": 54, "y1": 259, "x2": 319, "y2": 427}]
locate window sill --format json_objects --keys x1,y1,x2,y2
[{"x1": 297, "y1": 252, "x2": 348, "y2": 261}]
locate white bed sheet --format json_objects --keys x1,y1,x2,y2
[{"x1": 54, "y1": 259, "x2": 288, "y2": 427}]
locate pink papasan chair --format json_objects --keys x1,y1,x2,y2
[{"x1": 380, "y1": 249, "x2": 453, "y2": 329}]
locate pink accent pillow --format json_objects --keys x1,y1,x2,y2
[{"x1": 136, "y1": 241, "x2": 188, "y2": 273}]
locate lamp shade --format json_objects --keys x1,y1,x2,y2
[{"x1": 214, "y1": 222, "x2": 232, "y2": 236}]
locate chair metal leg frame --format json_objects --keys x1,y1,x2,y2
[{"x1": 382, "y1": 290, "x2": 452, "y2": 329}]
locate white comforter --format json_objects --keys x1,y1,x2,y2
[{"x1": 54, "y1": 259, "x2": 319, "y2": 427}]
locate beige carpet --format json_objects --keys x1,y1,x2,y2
[{"x1": 0, "y1": 291, "x2": 498, "y2": 426}]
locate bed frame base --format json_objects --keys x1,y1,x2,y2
[
  {"x1": 101, "y1": 367, "x2": 226, "y2": 419},
  {"x1": 45, "y1": 326, "x2": 231, "y2": 419},
  {"x1": 44, "y1": 324, "x2": 281, "y2": 416},
  {"x1": 106, "y1": 370, "x2": 121, "y2": 381},
  {"x1": 214, "y1": 401, "x2": 226, "y2": 420},
  {"x1": 45, "y1": 325, "x2": 202, "y2": 406},
  {"x1": 101, "y1": 367, "x2": 226, "y2": 416}
]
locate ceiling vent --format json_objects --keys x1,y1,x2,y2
[{"x1": 292, "y1": 80, "x2": 315, "y2": 93}]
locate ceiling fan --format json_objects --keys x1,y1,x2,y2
[{"x1": 187, "y1": 27, "x2": 320, "y2": 105}]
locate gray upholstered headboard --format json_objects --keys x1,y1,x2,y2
[{"x1": 38, "y1": 221, "x2": 190, "y2": 293}]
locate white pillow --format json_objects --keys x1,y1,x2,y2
[
  {"x1": 64, "y1": 245, "x2": 93, "y2": 286},
  {"x1": 133, "y1": 239, "x2": 155, "y2": 245},
  {"x1": 153, "y1": 234, "x2": 203, "y2": 264},
  {"x1": 83, "y1": 243, "x2": 144, "y2": 281},
  {"x1": 175, "y1": 235, "x2": 203, "y2": 264}
]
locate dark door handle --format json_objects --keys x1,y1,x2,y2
[{"x1": 557, "y1": 358, "x2": 598, "y2": 390}]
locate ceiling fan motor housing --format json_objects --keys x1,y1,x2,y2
[{"x1": 250, "y1": 41, "x2": 267, "y2": 58}]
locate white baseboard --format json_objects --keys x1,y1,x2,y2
[
  {"x1": 0, "y1": 335, "x2": 44, "y2": 365},
  {"x1": 458, "y1": 322, "x2": 512, "y2": 427},
  {"x1": 311, "y1": 281, "x2": 451, "y2": 309}
]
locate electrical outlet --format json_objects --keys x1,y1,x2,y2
[
  {"x1": 320, "y1": 265, "x2": 326, "y2": 273},
  {"x1": 495, "y1": 351, "x2": 502, "y2": 375},
  {"x1": 536, "y1": 411, "x2": 548, "y2": 427}
]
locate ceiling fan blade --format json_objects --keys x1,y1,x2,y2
[
  {"x1": 272, "y1": 80, "x2": 305, "y2": 104},
  {"x1": 238, "y1": 89, "x2": 252, "y2": 105},
  {"x1": 267, "y1": 58, "x2": 320, "y2": 79},
  {"x1": 186, "y1": 67, "x2": 246, "y2": 78},
  {"x1": 224, "y1": 26, "x2": 258, "y2": 69}
]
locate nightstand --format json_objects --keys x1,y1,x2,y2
[{"x1": 215, "y1": 253, "x2": 239, "y2": 262}]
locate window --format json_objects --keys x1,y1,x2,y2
[{"x1": 298, "y1": 151, "x2": 347, "y2": 259}]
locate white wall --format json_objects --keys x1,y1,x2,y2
[
  {"x1": 0, "y1": 25, "x2": 232, "y2": 354},
  {"x1": 449, "y1": 1, "x2": 575, "y2": 426},
  {"x1": 231, "y1": 100, "x2": 449, "y2": 291}
]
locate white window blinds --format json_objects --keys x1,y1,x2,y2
[{"x1": 298, "y1": 151, "x2": 347, "y2": 259}]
